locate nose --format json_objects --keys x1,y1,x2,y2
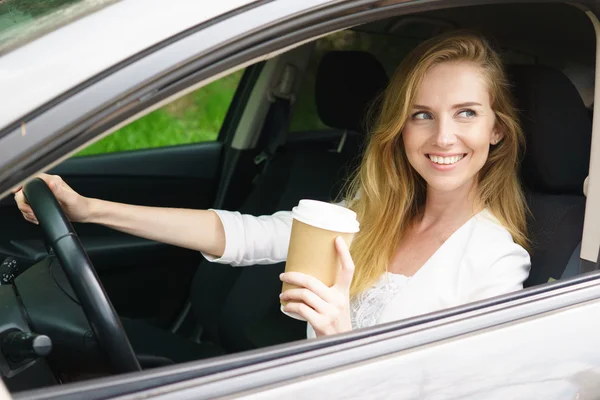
[{"x1": 433, "y1": 117, "x2": 458, "y2": 148}]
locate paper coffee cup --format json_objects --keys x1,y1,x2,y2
[{"x1": 281, "y1": 200, "x2": 360, "y2": 321}]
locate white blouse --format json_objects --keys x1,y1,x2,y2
[{"x1": 203, "y1": 208, "x2": 531, "y2": 338}]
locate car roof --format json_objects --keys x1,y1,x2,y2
[{"x1": 0, "y1": 0, "x2": 260, "y2": 132}]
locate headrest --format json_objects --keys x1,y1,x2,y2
[
  {"x1": 507, "y1": 65, "x2": 592, "y2": 194},
  {"x1": 316, "y1": 51, "x2": 388, "y2": 133}
]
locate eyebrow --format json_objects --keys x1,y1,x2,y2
[{"x1": 413, "y1": 102, "x2": 483, "y2": 110}]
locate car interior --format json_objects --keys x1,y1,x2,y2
[{"x1": 0, "y1": 1, "x2": 596, "y2": 392}]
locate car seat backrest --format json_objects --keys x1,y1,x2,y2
[
  {"x1": 507, "y1": 65, "x2": 592, "y2": 286},
  {"x1": 316, "y1": 51, "x2": 389, "y2": 134},
  {"x1": 215, "y1": 51, "x2": 389, "y2": 352},
  {"x1": 510, "y1": 65, "x2": 591, "y2": 194}
]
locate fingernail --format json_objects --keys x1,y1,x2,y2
[
  {"x1": 279, "y1": 293, "x2": 284, "y2": 298},
  {"x1": 279, "y1": 273, "x2": 284, "y2": 279}
]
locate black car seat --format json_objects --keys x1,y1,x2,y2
[
  {"x1": 507, "y1": 65, "x2": 592, "y2": 286},
  {"x1": 212, "y1": 54, "x2": 387, "y2": 353},
  {"x1": 122, "y1": 51, "x2": 388, "y2": 365},
  {"x1": 213, "y1": 50, "x2": 389, "y2": 353}
]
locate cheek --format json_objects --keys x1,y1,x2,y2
[
  {"x1": 466, "y1": 137, "x2": 492, "y2": 172},
  {"x1": 473, "y1": 146, "x2": 490, "y2": 163},
  {"x1": 401, "y1": 128, "x2": 422, "y2": 158},
  {"x1": 463, "y1": 122, "x2": 495, "y2": 154}
]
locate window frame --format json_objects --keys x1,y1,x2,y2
[
  {"x1": 19, "y1": 272, "x2": 600, "y2": 399},
  {"x1": 74, "y1": 67, "x2": 250, "y2": 157},
  {"x1": 8, "y1": 0, "x2": 600, "y2": 398}
]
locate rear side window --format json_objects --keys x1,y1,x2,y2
[
  {"x1": 77, "y1": 70, "x2": 244, "y2": 156},
  {"x1": 289, "y1": 30, "x2": 420, "y2": 132},
  {"x1": 288, "y1": 30, "x2": 540, "y2": 133}
]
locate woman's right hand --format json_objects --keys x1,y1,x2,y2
[{"x1": 13, "y1": 173, "x2": 91, "y2": 225}]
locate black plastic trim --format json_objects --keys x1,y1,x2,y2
[
  {"x1": 218, "y1": 62, "x2": 266, "y2": 144},
  {"x1": 51, "y1": 142, "x2": 223, "y2": 179}
]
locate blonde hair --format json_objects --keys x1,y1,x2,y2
[{"x1": 346, "y1": 31, "x2": 528, "y2": 296}]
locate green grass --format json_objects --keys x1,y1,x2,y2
[{"x1": 76, "y1": 70, "x2": 244, "y2": 156}]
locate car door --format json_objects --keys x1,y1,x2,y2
[
  {"x1": 0, "y1": 0, "x2": 264, "y2": 329},
  {"x1": 0, "y1": 68, "x2": 256, "y2": 328},
  {"x1": 4, "y1": 0, "x2": 600, "y2": 399}
]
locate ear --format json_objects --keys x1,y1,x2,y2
[{"x1": 490, "y1": 127, "x2": 504, "y2": 145}]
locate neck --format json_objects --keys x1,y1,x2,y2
[{"x1": 418, "y1": 179, "x2": 482, "y2": 230}]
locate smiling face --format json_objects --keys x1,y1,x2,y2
[{"x1": 402, "y1": 61, "x2": 503, "y2": 195}]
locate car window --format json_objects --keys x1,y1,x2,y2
[
  {"x1": 288, "y1": 30, "x2": 538, "y2": 133},
  {"x1": 289, "y1": 30, "x2": 420, "y2": 132},
  {"x1": 0, "y1": 0, "x2": 119, "y2": 56},
  {"x1": 76, "y1": 69, "x2": 244, "y2": 156}
]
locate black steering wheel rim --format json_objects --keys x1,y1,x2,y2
[{"x1": 23, "y1": 178, "x2": 140, "y2": 374}]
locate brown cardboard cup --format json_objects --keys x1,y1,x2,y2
[{"x1": 280, "y1": 200, "x2": 360, "y2": 321}]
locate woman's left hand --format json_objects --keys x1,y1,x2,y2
[{"x1": 279, "y1": 236, "x2": 355, "y2": 337}]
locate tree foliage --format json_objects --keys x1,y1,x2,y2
[{"x1": 0, "y1": 0, "x2": 81, "y2": 17}]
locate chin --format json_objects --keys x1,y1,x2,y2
[{"x1": 423, "y1": 175, "x2": 475, "y2": 194}]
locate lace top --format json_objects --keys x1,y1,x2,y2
[{"x1": 350, "y1": 272, "x2": 411, "y2": 329}]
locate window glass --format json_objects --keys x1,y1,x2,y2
[
  {"x1": 77, "y1": 69, "x2": 244, "y2": 156},
  {"x1": 289, "y1": 30, "x2": 420, "y2": 132},
  {"x1": 0, "y1": 0, "x2": 118, "y2": 56},
  {"x1": 289, "y1": 30, "x2": 538, "y2": 133}
]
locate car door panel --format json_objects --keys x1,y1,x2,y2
[
  {"x1": 0, "y1": 142, "x2": 224, "y2": 328},
  {"x1": 52, "y1": 142, "x2": 222, "y2": 178}
]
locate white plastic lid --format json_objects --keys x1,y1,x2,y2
[{"x1": 291, "y1": 199, "x2": 360, "y2": 233}]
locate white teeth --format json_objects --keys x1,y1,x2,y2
[{"x1": 429, "y1": 154, "x2": 464, "y2": 165}]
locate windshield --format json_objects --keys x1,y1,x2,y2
[{"x1": 0, "y1": 0, "x2": 119, "y2": 56}]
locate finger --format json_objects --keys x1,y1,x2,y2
[
  {"x1": 17, "y1": 204, "x2": 34, "y2": 215},
  {"x1": 24, "y1": 215, "x2": 39, "y2": 225},
  {"x1": 24, "y1": 173, "x2": 59, "y2": 193},
  {"x1": 14, "y1": 191, "x2": 30, "y2": 206},
  {"x1": 283, "y1": 302, "x2": 326, "y2": 328},
  {"x1": 17, "y1": 202, "x2": 33, "y2": 214},
  {"x1": 334, "y1": 236, "x2": 355, "y2": 290},
  {"x1": 24, "y1": 212, "x2": 38, "y2": 222},
  {"x1": 12, "y1": 174, "x2": 53, "y2": 196},
  {"x1": 23, "y1": 208, "x2": 34, "y2": 217},
  {"x1": 37, "y1": 174, "x2": 61, "y2": 192},
  {"x1": 280, "y1": 272, "x2": 335, "y2": 303},
  {"x1": 280, "y1": 288, "x2": 330, "y2": 314},
  {"x1": 15, "y1": 195, "x2": 33, "y2": 212}
]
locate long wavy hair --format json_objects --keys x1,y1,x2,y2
[{"x1": 346, "y1": 31, "x2": 528, "y2": 296}]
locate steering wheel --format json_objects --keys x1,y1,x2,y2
[{"x1": 23, "y1": 178, "x2": 140, "y2": 374}]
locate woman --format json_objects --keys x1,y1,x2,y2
[{"x1": 14, "y1": 31, "x2": 531, "y2": 339}]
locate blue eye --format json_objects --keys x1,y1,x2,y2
[
  {"x1": 412, "y1": 111, "x2": 433, "y2": 120},
  {"x1": 458, "y1": 109, "x2": 476, "y2": 118}
]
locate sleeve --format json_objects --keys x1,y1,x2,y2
[
  {"x1": 201, "y1": 200, "x2": 349, "y2": 268},
  {"x1": 465, "y1": 241, "x2": 531, "y2": 303},
  {"x1": 201, "y1": 209, "x2": 293, "y2": 267}
]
